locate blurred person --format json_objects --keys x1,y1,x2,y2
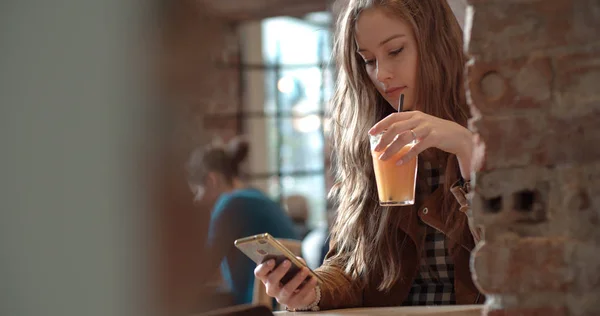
[
  {"x1": 188, "y1": 136, "x2": 299, "y2": 306},
  {"x1": 254, "y1": 0, "x2": 483, "y2": 311}
]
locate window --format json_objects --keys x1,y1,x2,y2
[{"x1": 240, "y1": 13, "x2": 334, "y2": 228}]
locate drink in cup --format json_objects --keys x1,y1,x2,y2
[{"x1": 369, "y1": 133, "x2": 418, "y2": 206}]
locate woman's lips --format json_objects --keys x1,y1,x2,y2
[{"x1": 385, "y1": 86, "x2": 406, "y2": 97}]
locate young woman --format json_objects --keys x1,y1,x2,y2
[
  {"x1": 188, "y1": 137, "x2": 299, "y2": 305},
  {"x1": 254, "y1": 0, "x2": 482, "y2": 311}
]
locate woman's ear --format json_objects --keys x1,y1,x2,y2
[{"x1": 205, "y1": 171, "x2": 220, "y2": 189}]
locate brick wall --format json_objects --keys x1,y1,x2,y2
[
  {"x1": 157, "y1": 2, "x2": 240, "y2": 313},
  {"x1": 465, "y1": 0, "x2": 600, "y2": 315},
  {"x1": 160, "y1": 0, "x2": 241, "y2": 147}
]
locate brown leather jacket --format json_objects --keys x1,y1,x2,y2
[{"x1": 314, "y1": 185, "x2": 483, "y2": 310}]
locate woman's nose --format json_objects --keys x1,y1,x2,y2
[{"x1": 376, "y1": 61, "x2": 393, "y2": 83}]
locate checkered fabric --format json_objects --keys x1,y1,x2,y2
[{"x1": 403, "y1": 159, "x2": 456, "y2": 306}]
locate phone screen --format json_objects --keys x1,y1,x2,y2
[{"x1": 261, "y1": 254, "x2": 304, "y2": 285}]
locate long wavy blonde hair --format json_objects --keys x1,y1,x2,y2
[{"x1": 328, "y1": 0, "x2": 469, "y2": 291}]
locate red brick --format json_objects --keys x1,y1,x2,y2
[
  {"x1": 548, "y1": 164, "x2": 600, "y2": 244},
  {"x1": 570, "y1": 243, "x2": 600, "y2": 292},
  {"x1": 467, "y1": 56, "x2": 552, "y2": 115},
  {"x1": 540, "y1": 115, "x2": 600, "y2": 167},
  {"x1": 473, "y1": 238, "x2": 571, "y2": 294},
  {"x1": 473, "y1": 113, "x2": 600, "y2": 170},
  {"x1": 487, "y1": 306, "x2": 568, "y2": 316},
  {"x1": 472, "y1": 114, "x2": 545, "y2": 170},
  {"x1": 468, "y1": 0, "x2": 600, "y2": 61},
  {"x1": 553, "y1": 51, "x2": 600, "y2": 117},
  {"x1": 567, "y1": 293, "x2": 600, "y2": 316}
]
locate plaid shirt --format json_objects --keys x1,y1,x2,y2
[{"x1": 403, "y1": 159, "x2": 456, "y2": 306}]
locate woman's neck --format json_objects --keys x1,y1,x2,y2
[{"x1": 230, "y1": 178, "x2": 246, "y2": 191}]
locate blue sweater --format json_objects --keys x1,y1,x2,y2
[{"x1": 206, "y1": 188, "x2": 299, "y2": 305}]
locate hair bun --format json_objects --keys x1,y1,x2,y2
[{"x1": 226, "y1": 136, "x2": 250, "y2": 167}]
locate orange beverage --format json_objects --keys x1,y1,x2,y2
[{"x1": 370, "y1": 134, "x2": 418, "y2": 206}]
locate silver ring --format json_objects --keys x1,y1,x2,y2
[{"x1": 410, "y1": 129, "x2": 418, "y2": 142}]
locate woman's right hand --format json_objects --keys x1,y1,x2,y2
[{"x1": 254, "y1": 258, "x2": 318, "y2": 310}]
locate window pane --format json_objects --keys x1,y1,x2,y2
[
  {"x1": 322, "y1": 67, "x2": 335, "y2": 110},
  {"x1": 279, "y1": 117, "x2": 324, "y2": 173},
  {"x1": 262, "y1": 16, "x2": 331, "y2": 65},
  {"x1": 262, "y1": 14, "x2": 333, "y2": 116},
  {"x1": 282, "y1": 175, "x2": 326, "y2": 228},
  {"x1": 244, "y1": 117, "x2": 277, "y2": 175},
  {"x1": 263, "y1": 69, "x2": 277, "y2": 114},
  {"x1": 256, "y1": 13, "x2": 332, "y2": 230},
  {"x1": 282, "y1": 67, "x2": 323, "y2": 114},
  {"x1": 265, "y1": 67, "x2": 330, "y2": 115}
]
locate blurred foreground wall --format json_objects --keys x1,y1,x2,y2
[
  {"x1": 0, "y1": 1, "x2": 156, "y2": 315},
  {"x1": 465, "y1": 0, "x2": 600, "y2": 315}
]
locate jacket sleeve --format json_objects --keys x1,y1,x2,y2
[
  {"x1": 313, "y1": 245, "x2": 364, "y2": 310},
  {"x1": 450, "y1": 179, "x2": 483, "y2": 244}
]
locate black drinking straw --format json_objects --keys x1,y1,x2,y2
[{"x1": 399, "y1": 94, "x2": 404, "y2": 112}]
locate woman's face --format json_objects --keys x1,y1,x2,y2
[
  {"x1": 189, "y1": 172, "x2": 227, "y2": 205},
  {"x1": 355, "y1": 7, "x2": 419, "y2": 111}
]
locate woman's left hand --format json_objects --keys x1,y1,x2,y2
[{"x1": 369, "y1": 111, "x2": 473, "y2": 179}]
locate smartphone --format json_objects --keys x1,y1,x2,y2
[{"x1": 234, "y1": 233, "x2": 323, "y2": 285}]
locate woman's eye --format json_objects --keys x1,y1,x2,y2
[{"x1": 389, "y1": 47, "x2": 404, "y2": 56}]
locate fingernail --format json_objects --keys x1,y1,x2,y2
[
  {"x1": 283, "y1": 260, "x2": 291, "y2": 267},
  {"x1": 266, "y1": 260, "x2": 274, "y2": 266},
  {"x1": 396, "y1": 159, "x2": 404, "y2": 166}
]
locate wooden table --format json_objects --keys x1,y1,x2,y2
[{"x1": 274, "y1": 305, "x2": 482, "y2": 316}]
